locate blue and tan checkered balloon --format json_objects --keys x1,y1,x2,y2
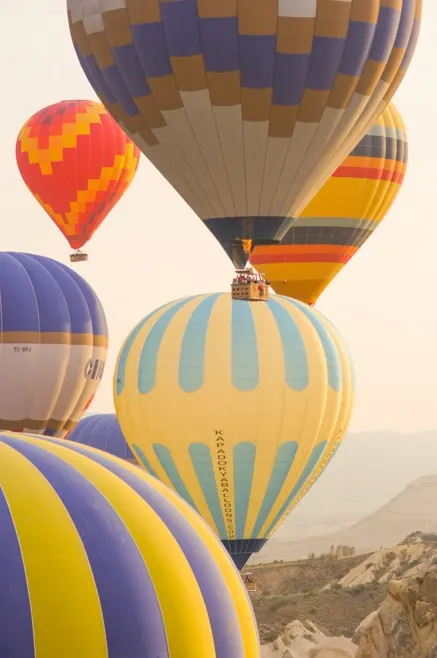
[{"x1": 68, "y1": 0, "x2": 422, "y2": 266}]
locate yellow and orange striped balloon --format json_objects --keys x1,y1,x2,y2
[
  {"x1": 16, "y1": 99, "x2": 140, "y2": 252},
  {"x1": 250, "y1": 103, "x2": 407, "y2": 305}
]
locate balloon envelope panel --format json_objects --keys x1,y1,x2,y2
[
  {"x1": 68, "y1": 0, "x2": 421, "y2": 264},
  {"x1": 250, "y1": 103, "x2": 408, "y2": 304},
  {"x1": 0, "y1": 432, "x2": 259, "y2": 658},
  {"x1": 0, "y1": 252, "x2": 108, "y2": 437},
  {"x1": 16, "y1": 100, "x2": 140, "y2": 250},
  {"x1": 67, "y1": 413, "x2": 138, "y2": 463},
  {"x1": 114, "y1": 293, "x2": 355, "y2": 567}
]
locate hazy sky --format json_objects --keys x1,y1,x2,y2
[{"x1": 1, "y1": 2, "x2": 435, "y2": 433}]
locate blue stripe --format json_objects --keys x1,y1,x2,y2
[
  {"x1": 132, "y1": 444, "x2": 158, "y2": 477},
  {"x1": 266, "y1": 299, "x2": 308, "y2": 391},
  {"x1": 112, "y1": 45, "x2": 151, "y2": 97},
  {"x1": 369, "y1": 6, "x2": 400, "y2": 63},
  {"x1": 189, "y1": 443, "x2": 226, "y2": 538},
  {"x1": 138, "y1": 298, "x2": 194, "y2": 394},
  {"x1": 37, "y1": 256, "x2": 108, "y2": 337},
  {"x1": 153, "y1": 443, "x2": 200, "y2": 512},
  {"x1": 314, "y1": 310, "x2": 355, "y2": 391},
  {"x1": 116, "y1": 302, "x2": 169, "y2": 395},
  {"x1": 78, "y1": 52, "x2": 117, "y2": 105},
  {"x1": 200, "y1": 17, "x2": 239, "y2": 72},
  {"x1": 40, "y1": 438, "x2": 246, "y2": 658},
  {"x1": 179, "y1": 294, "x2": 219, "y2": 392},
  {"x1": 132, "y1": 22, "x2": 173, "y2": 78},
  {"x1": 160, "y1": 0, "x2": 202, "y2": 58},
  {"x1": 1, "y1": 437, "x2": 168, "y2": 657},
  {"x1": 250, "y1": 442, "x2": 298, "y2": 539},
  {"x1": 239, "y1": 34, "x2": 276, "y2": 88},
  {"x1": 231, "y1": 300, "x2": 259, "y2": 391},
  {"x1": 233, "y1": 442, "x2": 256, "y2": 539},
  {"x1": 0, "y1": 486, "x2": 34, "y2": 657},
  {"x1": 102, "y1": 65, "x2": 140, "y2": 117},
  {"x1": 5, "y1": 253, "x2": 70, "y2": 334},
  {"x1": 69, "y1": 415, "x2": 135, "y2": 461},
  {"x1": 264, "y1": 441, "x2": 328, "y2": 537},
  {"x1": 281, "y1": 297, "x2": 342, "y2": 391}
]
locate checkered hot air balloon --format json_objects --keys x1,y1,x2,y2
[
  {"x1": 250, "y1": 102, "x2": 408, "y2": 305},
  {"x1": 16, "y1": 100, "x2": 140, "y2": 261},
  {"x1": 68, "y1": 0, "x2": 421, "y2": 267}
]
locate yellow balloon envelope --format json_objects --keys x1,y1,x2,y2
[
  {"x1": 0, "y1": 432, "x2": 259, "y2": 657},
  {"x1": 250, "y1": 103, "x2": 407, "y2": 305},
  {"x1": 114, "y1": 293, "x2": 355, "y2": 567}
]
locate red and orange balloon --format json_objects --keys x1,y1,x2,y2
[{"x1": 16, "y1": 99, "x2": 140, "y2": 256}]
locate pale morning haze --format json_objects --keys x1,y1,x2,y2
[{"x1": 0, "y1": 2, "x2": 435, "y2": 433}]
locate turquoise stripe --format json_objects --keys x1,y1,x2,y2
[
  {"x1": 132, "y1": 444, "x2": 158, "y2": 477},
  {"x1": 115, "y1": 303, "x2": 168, "y2": 395},
  {"x1": 153, "y1": 443, "x2": 199, "y2": 512},
  {"x1": 281, "y1": 297, "x2": 342, "y2": 391},
  {"x1": 233, "y1": 443, "x2": 256, "y2": 538},
  {"x1": 263, "y1": 441, "x2": 328, "y2": 537},
  {"x1": 315, "y1": 309, "x2": 356, "y2": 391},
  {"x1": 138, "y1": 297, "x2": 194, "y2": 394},
  {"x1": 179, "y1": 294, "x2": 220, "y2": 392},
  {"x1": 265, "y1": 299, "x2": 308, "y2": 391},
  {"x1": 189, "y1": 443, "x2": 226, "y2": 538},
  {"x1": 231, "y1": 299, "x2": 259, "y2": 391},
  {"x1": 250, "y1": 441, "x2": 298, "y2": 538}
]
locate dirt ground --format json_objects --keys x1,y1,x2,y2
[{"x1": 246, "y1": 554, "x2": 387, "y2": 642}]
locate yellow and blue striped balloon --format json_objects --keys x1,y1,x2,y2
[
  {"x1": 0, "y1": 432, "x2": 259, "y2": 658},
  {"x1": 114, "y1": 293, "x2": 355, "y2": 567}
]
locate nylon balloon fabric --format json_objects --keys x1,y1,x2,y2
[
  {"x1": 0, "y1": 433, "x2": 260, "y2": 657},
  {"x1": 250, "y1": 102, "x2": 407, "y2": 304},
  {"x1": 0, "y1": 252, "x2": 108, "y2": 437},
  {"x1": 114, "y1": 293, "x2": 355, "y2": 568},
  {"x1": 16, "y1": 100, "x2": 140, "y2": 251},
  {"x1": 68, "y1": 0, "x2": 421, "y2": 265},
  {"x1": 67, "y1": 413, "x2": 138, "y2": 463}
]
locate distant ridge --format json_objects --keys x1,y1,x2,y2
[{"x1": 253, "y1": 474, "x2": 437, "y2": 563}]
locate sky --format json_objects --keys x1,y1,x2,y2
[{"x1": 0, "y1": 2, "x2": 435, "y2": 433}]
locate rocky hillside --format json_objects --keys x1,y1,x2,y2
[
  {"x1": 254, "y1": 476, "x2": 437, "y2": 563},
  {"x1": 258, "y1": 533, "x2": 437, "y2": 657}
]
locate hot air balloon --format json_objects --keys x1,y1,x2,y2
[
  {"x1": 16, "y1": 100, "x2": 140, "y2": 262},
  {"x1": 250, "y1": 102, "x2": 408, "y2": 305},
  {"x1": 0, "y1": 252, "x2": 107, "y2": 437},
  {"x1": 114, "y1": 293, "x2": 354, "y2": 568},
  {"x1": 68, "y1": 1, "x2": 421, "y2": 268},
  {"x1": 0, "y1": 432, "x2": 259, "y2": 657},
  {"x1": 67, "y1": 412, "x2": 138, "y2": 463}
]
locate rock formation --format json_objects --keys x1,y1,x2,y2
[
  {"x1": 261, "y1": 620, "x2": 357, "y2": 658},
  {"x1": 353, "y1": 568, "x2": 437, "y2": 657}
]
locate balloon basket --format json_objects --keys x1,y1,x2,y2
[
  {"x1": 242, "y1": 572, "x2": 257, "y2": 592},
  {"x1": 70, "y1": 251, "x2": 88, "y2": 263},
  {"x1": 232, "y1": 268, "x2": 269, "y2": 302}
]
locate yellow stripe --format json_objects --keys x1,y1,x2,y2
[
  {"x1": 146, "y1": 470, "x2": 261, "y2": 658},
  {"x1": 243, "y1": 302, "x2": 288, "y2": 536},
  {"x1": 89, "y1": 452, "x2": 260, "y2": 658},
  {"x1": 258, "y1": 299, "x2": 328, "y2": 536},
  {"x1": 155, "y1": 295, "x2": 218, "y2": 532},
  {"x1": 35, "y1": 439, "x2": 216, "y2": 657},
  {"x1": 303, "y1": 178, "x2": 398, "y2": 220},
  {"x1": 0, "y1": 441, "x2": 107, "y2": 658}
]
